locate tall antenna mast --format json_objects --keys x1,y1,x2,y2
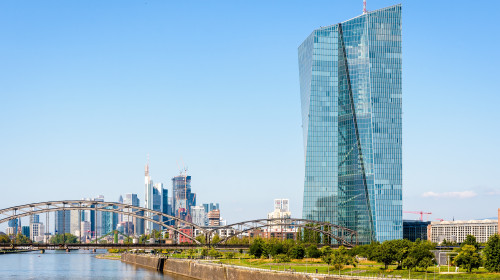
[{"x1": 363, "y1": 0, "x2": 367, "y2": 14}]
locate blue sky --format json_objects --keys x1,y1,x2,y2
[{"x1": 0, "y1": 0, "x2": 499, "y2": 231}]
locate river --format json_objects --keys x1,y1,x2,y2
[{"x1": 0, "y1": 250, "x2": 191, "y2": 279}]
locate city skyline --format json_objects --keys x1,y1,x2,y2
[{"x1": 1, "y1": 0, "x2": 499, "y2": 233}]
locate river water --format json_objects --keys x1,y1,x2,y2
[{"x1": 0, "y1": 250, "x2": 190, "y2": 279}]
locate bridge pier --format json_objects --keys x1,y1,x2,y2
[
  {"x1": 66, "y1": 248, "x2": 70, "y2": 252},
  {"x1": 40, "y1": 249, "x2": 45, "y2": 254},
  {"x1": 92, "y1": 249, "x2": 96, "y2": 253}
]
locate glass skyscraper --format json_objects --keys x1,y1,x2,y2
[{"x1": 299, "y1": 4, "x2": 402, "y2": 244}]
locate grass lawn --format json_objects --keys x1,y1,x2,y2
[{"x1": 218, "y1": 258, "x2": 500, "y2": 279}]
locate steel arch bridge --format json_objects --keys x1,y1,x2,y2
[
  {"x1": 207, "y1": 218, "x2": 358, "y2": 247},
  {"x1": 0, "y1": 200, "x2": 205, "y2": 244},
  {"x1": 0, "y1": 200, "x2": 358, "y2": 247}
]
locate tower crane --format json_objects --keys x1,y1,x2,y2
[{"x1": 404, "y1": 211, "x2": 432, "y2": 221}]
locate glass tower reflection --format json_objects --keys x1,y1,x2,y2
[{"x1": 298, "y1": 4, "x2": 402, "y2": 244}]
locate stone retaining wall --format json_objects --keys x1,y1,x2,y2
[{"x1": 121, "y1": 254, "x2": 369, "y2": 280}]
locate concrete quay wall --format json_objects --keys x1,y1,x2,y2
[{"x1": 121, "y1": 254, "x2": 368, "y2": 280}]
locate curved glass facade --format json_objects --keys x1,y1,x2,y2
[{"x1": 299, "y1": 4, "x2": 402, "y2": 244}]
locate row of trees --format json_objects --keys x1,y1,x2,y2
[
  {"x1": 352, "y1": 239, "x2": 436, "y2": 270},
  {"x1": 452, "y1": 234, "x2": 500, "y2": 273},
  {"x1": 0, "y1": 233, "x2": 31, "y2": 244}
]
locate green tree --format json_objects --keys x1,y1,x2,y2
[
  {"x1": 249, "y1": 238, "x2": 265, "y2": 258},
  {"x1": 350, "y1": 242, "x2": 379, "y2": 260},
  {"x1": 390, "y1": 239, "x2": 413, "y2": 269},
  {"x1": 211, "y1": 234, "x2": 220, "y2": 244},
  {"x1": 306, "y1": 244, "x2": 321, "y2": 258},
  {"x1": 454, "y1": 244, "x2": 482, "y2": 273},
  {"x1": 289, "y1": 244, "x2": 306, "y2": 259},
  {"x1": 49, "y1": 233, "x2": 78, "y2": 244},
  {"x1": 208, "y1": 248, "x2": 222, "y2": 259},
  {"x1": 274, "y1": 254, "x2": 291, "y2": 263},
  {"x1": 225, "y1": 252, "x2": 235, "y2": 259},
  {"x1": 484, "y1": 234, "x2": 500, "y2": 272},
  {"x1": 372, "y1": 240, "x2": 399, "y2": 269},
  {"x1": 201, "y1": 247, "x2": 208, "y2": 257},
  {"x1": 0, "y1": 234, "x2": 10, "y2": 243},
  {"x1": 323, "y1": 246, "x2": 357, "y2": 270},
  {"x1": 320, "y1": 245, "x2": 333, "y2": 257},
  {"x1": 195, "y1": 234, "x2": 206, "y2": 244},
  {"x1": 271, "y1": 242, "x2": 285, "y2": 257},
  {"x1": 13, "y1": 233, "x2": 31, "y2": 244},
  {"x1": 461, "y1": 235, "x2": 479, "y2": 250},
  {"x1": 404, "y1": 240, "x2": 435, "y2": 271}
]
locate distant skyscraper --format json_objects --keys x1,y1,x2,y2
[
  {"x1": 172, "y1": 173, "x2": 196, "y2": 223},
  {"x1": 70, "y1": 210, "x2": 82, "y2": 236},
  {"x1": 55, "y1": 210, "x2": 71, "y2": 235},
  {"x1": 152, "y1": 183, "x2": 163, "y2": 231},
  {"x1": 202, "y1": 203, "x2": 219, "y2": 214},
  {"x1": 82, "y1": 195, "x2": 104, "y2": 238},
  {"x1": 144, "y1": 161, "x2": 154, "y2": 234},
  {"x1": 7, "y1": 219, "x2": 18, "y2": 235},
  {"x1": 22, "y1": 226, "x2": 30, "y2": 238},
  {"x1": 30, "y1": 214, "x2": 39, "y2": 224},
  {"x1": 123, "y1": 193, "x2": 143, "y2": 235},
  {"x1": 101, "y1": 206, "x2": 118, "y2": 235},
  {"x1": 118, "y1": 195, "x2": 124, "y2": 223},
  {"x1": 162, "y1": 187, "x2": 174, "y2": 226},
  {"x1": 298, "y1": 4, "x2": 403, "y2": 243},
  {"x1": 191, "y1": 206, "x2": 207, "y2": 226}
]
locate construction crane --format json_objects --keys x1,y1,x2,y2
[
  {"x1": 435, "y1": 218, "x2": 444, "y2": 222},
  {"x1": 404, "y1": 211, "x2": 432, "y2": 221}
]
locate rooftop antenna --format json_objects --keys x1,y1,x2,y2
[{"x1": 363, "y1": 0, "x2": 367, "y2": 14}]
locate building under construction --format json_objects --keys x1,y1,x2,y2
[{"x1": 171, "y1": 173, "x2": 196, "y2": 223}]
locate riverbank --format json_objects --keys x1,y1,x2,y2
[
  {"x1": 121, "y1": 254, "x2": 373, "y2": 280},
  {"x1": 95, "y1": 254, "x2": 121, "y2": 260},
  {"x1": 0, "y1": 249, "x2": 33, "y2": 254}
]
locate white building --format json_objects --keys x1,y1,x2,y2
[
  {"x1": 30, "y1": 222, "x2": 45, "y2": 242},
  {"x1": 191, "y1": 206, "x2": 207, "y2": 226},
  {"x1": 268, "y1": 199, "x2": 292, "y2": 230},
  {"x1": 5, "y1": 227, "x2": 16, "y2": 236},
  {"x1": 70, "y1": 210, "x2": 80, "y2": 236},
  {"x1": 429, "y1": 219, "x2": 498, "y2": 244}
]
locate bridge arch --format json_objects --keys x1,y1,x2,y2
[
  {"x1": 0, "y1": 200, "x2": 207, "y2": 244},
  {"x1": 208, "y1": 218, "x2": 358, "y2": 247}
]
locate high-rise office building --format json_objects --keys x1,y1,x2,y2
[
  {"x1": 7, "y1": 219, "x2": 18, "y2": 235},
  {"x1": 152, "y1": 183, "x2": 163, "y2": 231},
  {"x1": 101, "y1": 206, "x2": 118, "y2": 235},
  {"x1": 191, "y1": 206, "x2": 207, "y2": 226},
  {"x1": 162, "y1": 187, "x2": 174, "y2": 226},
  {"x1": 172, "y1": 173, "x2": 196, "y2": 223},
  {"x1": 70, "y1": 210, "x2": 82, "y2": 236},
  {"x1": 144, "y1": 162, "x2": 154, "y2": 234},
  {"x1": 30, "y1": 214, "x2": 40, "y2": 224},
  {"x1": 123, "y1": 193, "x2": 143, "y2": 235},
  {"x1": 82, "y1": 195, "x2": 104, "y2": 238},
  {"x1": 298, "y1": 4, "x2": 402, "y2": 243},
  {"x1": 55, "y1": 210, "x2": 71, "y2": 235},
  {"x1": 22, "y1": 226, "x2": 30, "y2": 238},
  {"x1": 118, "y1": 195, "x2": 124, "y2": 223},
  {"x1": 202, "y1": 203, "x2": 219, "y2": 214}
]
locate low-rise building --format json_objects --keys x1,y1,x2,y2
[
  {"x1": 403, "y1": 220, "x2": 431, "y2": 242},
  {"x1": 429, "y1": 219, "x2": 498, "y2": 244}
]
